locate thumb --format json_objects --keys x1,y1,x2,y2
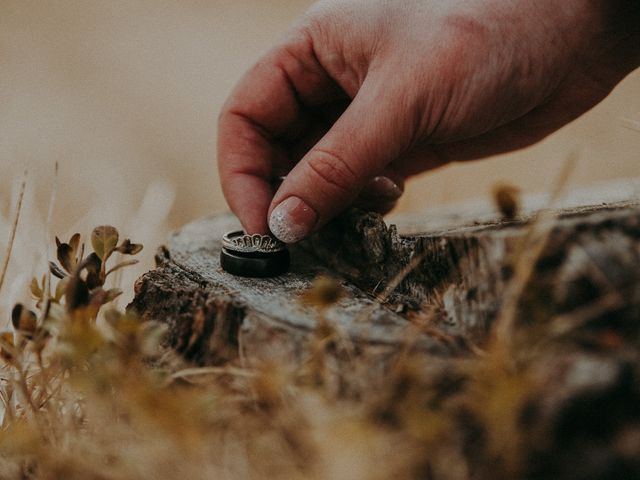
[{"x1": 268, "y1": 80, "x2": 413, "y2": 243}]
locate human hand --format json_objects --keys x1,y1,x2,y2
[{"x1": 218, "y1": 0, "x2": 639, "y2": 243}]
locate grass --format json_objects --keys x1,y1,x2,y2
[{"x1": 0, "y1": 173, "x2": 637, "y2": 480}]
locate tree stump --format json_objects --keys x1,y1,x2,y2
[
  {"x1": 129, "y1": 185, "x2": 640, "y2": 478},
  {"x1": 129, "y1": 185, "x2": 640, "y2": 366}
]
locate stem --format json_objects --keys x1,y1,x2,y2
[{"x1": 0, "y1": 172, "x2": 27, "y2": 296}]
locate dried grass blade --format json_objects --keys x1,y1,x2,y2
[
  {"x1": 0, "y1": 172, "x2": 27, "y2": 296},
  {"x1": 169, "y1": 366, "x2": 256, "y2": 382},
  {"x1": 493, "y1": 154, "x2": 577, "y2": 347},
  {"x1": 45, "y1": 162, "x2": 58, "y2": 260}
]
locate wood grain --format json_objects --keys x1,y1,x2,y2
[{"x1": 130, "y1": 193, "x2": 640, "y2": 366}]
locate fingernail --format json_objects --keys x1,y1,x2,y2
[
  {"x1": 269, "y1": 196, "x2": 318, "y2": 244},
  {"x1": 363, "y1": 176, "x2": 403, "y2": 199}
]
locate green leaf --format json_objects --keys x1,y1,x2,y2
[
  {"x1": 68, "y1": 232, "x2": 81, "y2": 252},
  {"x1": 88, "y1": 287, "x2": 121, "y2": 307},
  {"x1": 49, "y1": 261, "x2": 67, "y2": 279},
  {"x1": 105, "y1": 288, "x2": 123, "y2": 303},
  {"x1": 57, "y1": 242, "x2": 75, "y2": 274},
  {"x1": 116, "y1": 239, "x2": 143, "y2": 256},
  {"x1": 10, "y1": 304, "x2": 23, "y2": 330},
  {"x1": 11, "y1": 304, "x2": 37, "y2": 337},
  {"x1": 0, "y1": 331, "x2": 15, "y2": 362},
  {"x1": 84, "y1": 253, "x2": 103, "y2": 289},
  {"x1": 55, "y1": 277, "x2": 69, "y2": 302},
  {"x1": 91, "y1": 226, "x2": 119, "y2": 260},
  {"x1": 54, "y1": 233, "x2": 82, "y2": 274},
  {"x1": 30, "y1": 277, "x2": 43, "y2": 300},
  {"x1": 65, "y1": 275, "x2": 90, "y2": 311}
]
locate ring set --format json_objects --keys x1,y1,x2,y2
[
  {"x1": 222, "y1": 231, "x2": 285, "y2": 254},
  {"x1": 220, "y1": 231, "x2": 290, "y2": 278}
]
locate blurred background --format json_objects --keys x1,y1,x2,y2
[{"x1": 1, "y1": 0, "x2": 639, "y2": 314}]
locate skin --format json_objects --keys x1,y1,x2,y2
[{"x1": 218, "y1": 0, "x2": 640, "y2": 243}]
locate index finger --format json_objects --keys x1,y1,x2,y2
[{"x1": 217, "y1": 28, "x2": 343, "y2": 234}]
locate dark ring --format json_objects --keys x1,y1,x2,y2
[{"x1": 220, "y1": 248, "x2": 290, "y2": 278}]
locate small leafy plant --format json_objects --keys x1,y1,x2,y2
[
  {"x1": 5, "y1": 226, "x2": 142, "y2": 358},
  {"x1": 0, "y1": 218, "x2": 635, "y2": 480},
  {"x1": 49, "y1": 226, "x2": 143, "y2": 312}
]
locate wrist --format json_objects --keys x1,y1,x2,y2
[
  {"x1": 611, "y1": 1, "x2": 640, "y2": 70},
  {"x1": 540, "y1": 0, "x2": 640, "y2": 84},
  {"x1": 590, "y1": 0, "x2": 640, "y2": 74}
]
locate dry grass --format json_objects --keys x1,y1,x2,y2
[
  {"x1": 0, "y1": 169, "x2": 638, "y2": 480},
  {"x1": 0, "y1": 284, "x2": 535, "y2": 480}
]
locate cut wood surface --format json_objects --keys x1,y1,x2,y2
[
  {"x1": 129, "y1": 214, "x2": 466, "y2": 369},
  {"x1": 302, "y1": 200, "x2": 640, "y2": 343},
  {"x1": 127, "y1": 181, "x2": 640, "y2": 478},
  {"x1": 130, "y1": 182, "x2": 640, "y2": 367}
]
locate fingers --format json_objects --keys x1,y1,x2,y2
[
  {"x1": 267, "y1": 78, "x2": 414, "y2": 243},
  {"x1": 353, "y1": 173, "x2": 405, "y2": 213},
  {"x1": 217, "y1": 30, "x2": 344, "y2": 234},
  {"x1": 217, "y1": 112, "x2": 288, "y2": 234}
]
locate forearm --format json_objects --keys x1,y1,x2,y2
[
  {"x1": 543, "y1": 0, "x2": 640, "y2": 93},
  {"x1": 596, "y1": 0, "x2": 640, "y2": 74}
]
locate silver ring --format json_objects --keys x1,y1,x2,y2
[{"x1": 222, "y1": 230, "x2": 286, "y2": 254}]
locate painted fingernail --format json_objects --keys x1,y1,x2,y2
[
  {"x1": 269, "y1": 196, "x2": 318, "y2": 244},
  {"x1": 362, "y1": 176, "x2": 403, "y2": 199}
]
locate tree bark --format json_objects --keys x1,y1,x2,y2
[
  {"x1": 128, "y1": 186, "x2": 640, "y2": 478},
  {"x1": 129, "y1": 193, "x2": 640, "y2": 366}
]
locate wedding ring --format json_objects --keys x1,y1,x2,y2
[
  {"x1": 220, "y1": 230, "x2": 290, "y2": 278},
  {"x1": 222, "y1": 231, "x2": 286, "y2": 254}
]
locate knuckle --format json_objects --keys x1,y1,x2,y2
[
  {"x1": 217, "y1": 108, "x2": 232, "y2": 128},
  {"x1": 218, "y1": 96, "x2": 243, "y2": 127},
  {"x1": 303, "y1": 1, "x2": 339, "y2": 27},
  {"x1": 306, "y1": 148, "x2": 359, "y2": 196},
  {"x1": 299, "y1": 2, "x2": 346, "y2": 48},
  {"x1": 218, "y1": 99, "x2": 232, "y2": 123}
]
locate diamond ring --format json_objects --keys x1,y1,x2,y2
[
  {"x1": 220, "y1": 230, "x2": 290, "y2": 278},
  {"x1": 222, "y1": 231, "x2": 286, "y2": 254}
]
